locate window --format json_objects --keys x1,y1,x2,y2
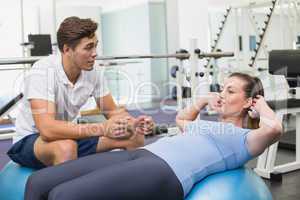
[{"x1": 249, "y1": 35, "x2": 256, "y2": 51}]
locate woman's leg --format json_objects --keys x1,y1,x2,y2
[
  {"x1": 25, "y1": 150, "x2": 131, "y2": 200},
  {"x1": 48, "y1": 150, "x2": 184, "y2": 200}
]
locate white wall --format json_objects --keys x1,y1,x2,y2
[
  {"x1": 164, "y1": 0, "x2": 210, "y2": 55},
  {"x1": 165, "y1": 0, "x2": 180, "y2": 53},
  {"x1": 0, "y1": 2, "x2": 22, "y2": 57},
  {"x1": 102, "y1": 3, "x2": 151, "y2": 104},
  {"x1": 0, "y1": 1, "x2": 25, "y2": 99},
  {"x1": 177, "y1": 0, "x2": 210, "y2": 51},
  {"x1": 23, "y1": 0, "x2": 40, "y2": 41},
  {"x1": 39, "y1": 0, "x2": 57, "y2": 42},
  {"x1": 21, "y1": 0, "x2": 56, "y2": 46}
]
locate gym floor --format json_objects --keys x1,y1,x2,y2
[{"x1": 247, "y1": 150, "x2": 300, "y2": 200}]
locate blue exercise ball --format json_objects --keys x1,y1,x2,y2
[
  {"x1": 186, "y1": 167, "x2": 272, "y2": 200},
  {"x1": 0, "y1": 162, "x2": 272, "y2": 200},
  {"x1": 0, "y1": 161, "x2": 35, "y2": 200}
]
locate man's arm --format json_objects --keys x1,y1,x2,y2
[
  {"x1": 95, "y1": 94, "x2": 130, "y2": 119},
  {"x1": 31, "y1": 99, "x2": 106, "y2": 142},
  {"x1": 96, "y1": 94, "x2": 154, "y2": 136}
]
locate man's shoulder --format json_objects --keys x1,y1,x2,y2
[{"x1": 32, "y1": 55, "x2": 60, "y2": 69}]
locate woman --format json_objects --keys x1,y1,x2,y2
[{"x1": 25, "y1": 73, "x2": 282, "y2": 200}]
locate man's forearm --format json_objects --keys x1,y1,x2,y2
[
  {"x1": 104, "y1": 106, "x2": 131, "y2": 119},
  {"x1": 39, "y1": 120, "x2": 106, "y2": 142}
]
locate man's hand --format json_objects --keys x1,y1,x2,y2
[
  {"x1": 133, "y1": 116, "x2": 154, "y2": 135},
  {"x1": 104, "y1": 116, "x2": 133, "y2": 140}
]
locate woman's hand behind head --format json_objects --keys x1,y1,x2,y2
[{"x1": 251, "y1": 95, "x2": 270, "y2": 114}]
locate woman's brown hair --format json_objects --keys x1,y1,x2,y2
[{"x1": 229, "y1": 72, "x2": 264, "y2": 129}]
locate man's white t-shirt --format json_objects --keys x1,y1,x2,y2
[{"x1": 14, "y1": 54, "x2": 110, "y2": 143}]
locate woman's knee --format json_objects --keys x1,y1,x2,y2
[
  {"x1": 48, "y1": 184, "x2": 81, "y2": 200},
  {"x1": 48, "y1": 185, "x2": 64, "y2": 200},
  {"x1": 25, "y1": 172, "x2": 48, "y2": 200}
]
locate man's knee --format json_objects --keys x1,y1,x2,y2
[{"x1": 53, "y1": 140, "x2": 78, "y2": 164}]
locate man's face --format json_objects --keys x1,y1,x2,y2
[{"x1": 66, "y1": 35, "x2": 98, "y2": 71}]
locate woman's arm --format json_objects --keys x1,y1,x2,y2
[
  {"x1": 246, "y1": 96, "x2": 283, "y2": 157},
  {"x1": 176, "y1": 98, "x2": 206, "y2": 131},
  {"x1": 176, "y1": 93, "x2": 222, "y2": 131}
]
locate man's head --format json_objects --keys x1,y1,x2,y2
[{"x1": 57, "y1": 17, "x2": 98, "y2": 71}]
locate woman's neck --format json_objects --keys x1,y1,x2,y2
[{"x1": 219, "y1": 115, "x2": 244, "y2": 128}]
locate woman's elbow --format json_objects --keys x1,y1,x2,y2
[
  {"x1": 270, "y1": 123, "x2": 283, "y2": 142},
  {"x1": 175, "y1": 116, "x2": 179, "y2": 125},
  {"x1": 276, "y1": 123, "x2": 283, "y2": 137}
]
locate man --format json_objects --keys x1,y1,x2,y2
[{"x1": 7, "y1": 16, "x2": 154, "y2": 169}]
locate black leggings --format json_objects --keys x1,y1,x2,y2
[{"x1": 25, "y1": 149, "x2": 184, "y2": 200}]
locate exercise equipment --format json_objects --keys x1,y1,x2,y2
[
  {"x1": 170, "y1": 65, "x2": 179, "y2": 78},
  {"x1": 27, "y1": 34, "x2": 53, "y2": 56},
  {"x1": 0, "y1": 93, "x2": 22, "y2": 140},
  {"x1": 255, "y1": 50, "x2": 300, "y2": 179},
  {"x1": 0, "y1": 38, "x2": 234, "y2": 110},
  {"x1": 0, "y1": 162, "x2": 35, "y2": 200},
  {"x1": 0, "y1": 93, "x2": 23, "y2": 117},
  {"x1": 171, "y1": 86, "x2": 192, "y2": 100},
  {"x1": 0, "y1": 162, "x2": 272, "y2": 200},
  {"x1": 0, "y1": 51, "x2": 234, "y2": 65},
  {"x1": 249, "y1": 0, "x2": 277, "y2": 67},
  {"x1": 205, "y1": 7, "x2": 232, "y2": 69},
  {"x1": 98, "y1": 61, "x2": 142, "y2": 66},
  {"x1": 0, "y1": 57, "x2": 44, "y2": 65},
  {"x1": 186, "y1": 167, "x2": 273, "y2": 200}
]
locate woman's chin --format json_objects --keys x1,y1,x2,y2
[
  {"x1": 214, "y1": 108, "x2": 223, "y2": 114},
  {"x1": 217, "y1": 107, "x2": 232, "y2": 116},
  {"x1": 218, "y1": 105, "x2": 226, "y2": 112}
]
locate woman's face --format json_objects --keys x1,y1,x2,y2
[{"x1": 219, "y1": 76, "x2": 252, "y2": 117}]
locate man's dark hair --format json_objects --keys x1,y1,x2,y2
[{"x1": 57, "y1": 16, "x2": 98, "y2": 52}]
